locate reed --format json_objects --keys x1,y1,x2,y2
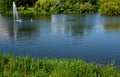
[{"x1": 0, "y1": 54, "x2": 120, "y2": 77}]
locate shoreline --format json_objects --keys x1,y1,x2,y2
[{"x1": 0, "y1": 53, "x2": 120, "y2": 77}]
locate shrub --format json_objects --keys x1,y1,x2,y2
[
  {"x1": 99, "y1": 2, "x2": 120, "y2": 15},
  {"x1": 35, "y1": 0, "x2": 57, "y2": 14},
  {"x1": 80, "y1": 2, "x2": 93, "y2": 13}
]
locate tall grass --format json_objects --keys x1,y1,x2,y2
[{"x1": 0, "y1": 54, "x2": 120, "y2": 77}]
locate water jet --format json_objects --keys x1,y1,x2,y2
[{"x1": 13, "y1": 2, "x2": 21, "y2": 22}]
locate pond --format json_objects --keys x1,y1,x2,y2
[{"x1": 0, "y1": 14, "x2": 120, "y2": 65}]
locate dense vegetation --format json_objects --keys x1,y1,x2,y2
[
  {"x1": 0, "y1": 54, "x2": 120, "y2": 77},
  {"x1": 0, "y1": 0, "x2": 120, "y2": 15},
  {"x1": 34, "y1": 0, "x2": 98, "y2": 14},
  {"x1": 0, "y1": 0, "x2": 98, "y2": 15},
  {"x1": 99, "y1": 0, "x2": 120, "y2": 15}
]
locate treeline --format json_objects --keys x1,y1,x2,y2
[
  {"x1": 0, "y1": 0, "x2": 37, "y2": 12},
  {"x1": 0, "y1": 0, "x2": 120, "y2": 15},
  {"x1": 0, "y1": 0, "x2": 98, "y2": 14},
  {"x1": 34, "y1": 0, "x2": 99, "y2": 14}
]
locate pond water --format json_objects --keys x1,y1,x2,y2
[{"x1": 0, "y1": 14, "x2": 120, "y2": 64}]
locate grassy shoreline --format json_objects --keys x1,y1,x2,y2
[{"x1": 0, "y1": 53, "x2": 120, "y2": 77}]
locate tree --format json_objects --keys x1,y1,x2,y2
[
  {"x1": 99, "y1": 0, "x2": 120, "y2": 15},
  {"x1": 99, "y1": 2, "x2": 120, "y2": 15},
  {"x1": 80, "y1": 2, "x2": 92, "y2": 13},
  {"x1": 35, "y1": 0, "x2": 57, "y2": 14},
  {"x1": 16, "y1": 0, "x2": 37, "y2": 10}
]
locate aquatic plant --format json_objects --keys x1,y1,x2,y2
[{"x1": 0, "y1": 54, "x2": 120, "y2": 77}]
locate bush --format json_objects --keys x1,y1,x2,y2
[
  {"x1": 99, "y1": 2, "x2": 120, "y2": 15},
  {"x1": 35, "y1": 0, "x2": 57, "y2": 14},
  {"x1": 34, "y1": 0, "x2": 98, "y2": 14},
  {"x1": 19, "y1": 10, "x2": 37, "y2": 15},
  {"x1": 80, "y1": 2, "x2": 93, "y2": 13},
  {"x1": 99, "y1": 0, "x2": 120, "y2": 5}
]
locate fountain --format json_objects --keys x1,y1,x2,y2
[
  {"x1": 13, "y1": 2, "x2": 19, "y2": 42},
  {"x1": 13, "y1": 2, "x2": 21, "y2": 22}
]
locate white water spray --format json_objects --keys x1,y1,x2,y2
[{"x1": 13, "y1": 2, "x2": 20, "y2": 22}]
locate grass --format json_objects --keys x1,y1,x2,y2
[{"x1": 0, "y1": 54, "x2": 120, "y2": 77}]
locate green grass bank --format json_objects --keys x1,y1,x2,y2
[{"x1": 0, "y1": 54, "x2": 120, "y2": 77}]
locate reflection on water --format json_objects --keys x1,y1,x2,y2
[
  {"x1": 71, "y1": 24, "x2": 94, "y2": 38},
  {"x1": 1, "y1": 14, "x2": 120, "y2": 65},
  {"x1": 0, "y1": 15, "x2": 10, "y2": 43},
  {"x1": 13, "y1": 20, "x2": 18, "y2": 42},
  {"x1": 104, "y1": 24, "x2": 120, "y2": 34},
  {"x1": 51, "y1": 15, "x2": 66, "y2": 35},
  {"x1": 14, "y1": 22, "x2": 39, "y2": 42}
]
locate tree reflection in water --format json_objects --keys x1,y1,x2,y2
[
  {"x1": 70, "y1": 24, "x2": 94, "y2": 39},
  {"x1": 104, "y1": 24, "x2": 120, "y2": 34}
]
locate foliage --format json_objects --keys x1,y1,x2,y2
[
  {"x1": 1, "y1": 0, "x2": 120, "y2": 15},
  {"x1": 19, "y1": 9, "x2": 37, "y2": 15},
  {"x1": 15, "y1": 0, "x2": 37, "y2": 10},
  {"x1": 34, "y1": 0, "x2": 98, "y2": 14},
  {"x1": 35, "y1": 0, "x2": 57, "y2": 14},
  {"x1": 0, "y1": 0, "x2": 99, "y2": 14},
  {"x1": 99, "y1": 0, "x2": 120, "y2": 5},
  {"x1": 99, "y1": 0, "x2": 120, "y2": 15},
  {"x1": 0, "y1": 0, "x2": 13, "y2": 13},
  {"x1": 80, "y1": 2, "x2": 93, "y2": 13},
  {"x1": 0, "y1": 0, "x2": 37, "y2": 13},
  {"x1": 0, "y1": 54, "x2": 120, "y2": 77}
]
